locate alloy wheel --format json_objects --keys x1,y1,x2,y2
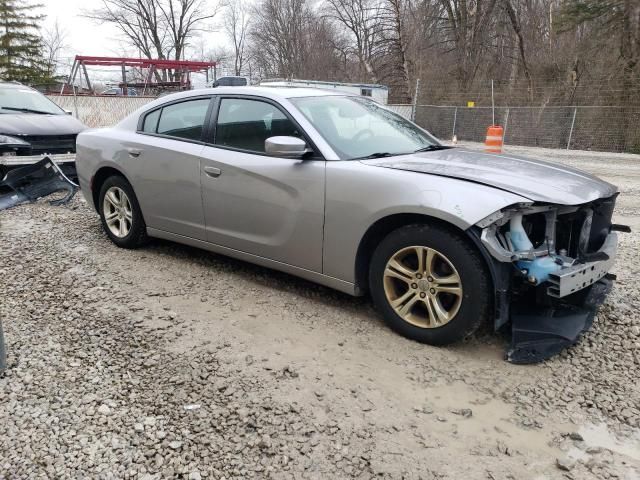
[
  {"x1": 383, "y1": 246, "x2": 463, "y2": 328},
  {"x1": 103, "y1": 186, "x2": 133, "y2": 238}
]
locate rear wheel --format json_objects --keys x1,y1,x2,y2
[
  {"x1": 369, "y1": 224, "x2": 491, "y2": 345},
  {"x1": 98, "y1": 175, "x2": 148, "y2": 249}
]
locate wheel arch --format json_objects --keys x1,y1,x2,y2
[
  {"x1": 354, "y1": 213, "x2": 497, "y2": 298},
  {"x1": 91, "y1": 166, "x2": 131, "y2": 213}
]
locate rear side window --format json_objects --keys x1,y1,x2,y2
[
  {"x1": 141, "y1": 98, "x2": 211, "y2": 141},
  {"x1": 142, "y1": 109, "x2": 160, "y2": 133},
  {"x1": 214, "y1": 98, "x2": 300, "y2": 153}
]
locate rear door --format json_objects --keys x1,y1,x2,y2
[
  {"x1": 199, "y1": 96, "x2": 326, "y2": 272},
  {"x1": 129, "y1": 96, "x2": 213, "y2": 240}
]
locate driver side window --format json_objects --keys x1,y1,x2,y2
[{"x1": 214, "y1": 98, "x2": 300, "y2": 153}]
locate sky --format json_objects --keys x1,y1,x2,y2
[{"x1": 40, "y1": 0, "x2": 226, "y2": 85}]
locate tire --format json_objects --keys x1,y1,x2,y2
[
  {"x1": 369, "y1": 223, "x2": 491, "y2": 345},
  {"x1": 98, "y1": 175, "x2": 148, "y2": 249}
]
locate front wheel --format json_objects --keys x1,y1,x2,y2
[
  {"x1": 98, "y1": 175, "x2": 148, "y2": 249},
  {"x1": 369, "y1": 224, "x2": 491, "y2": 345}
]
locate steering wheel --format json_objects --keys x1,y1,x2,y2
[{"x1": 352, "y1": 129, "x2": 374, "y2": 143}]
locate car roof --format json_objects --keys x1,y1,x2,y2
[
  {"x1": 0, "y1": 82, "x2": 30, "y2": 90},
  {"x1": 159, "y1": 86, "x2": 352, "y2": 103}
]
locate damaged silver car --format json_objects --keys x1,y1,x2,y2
[{"x1": 75, "y1": 87, "x2": 627, "y2": 363}]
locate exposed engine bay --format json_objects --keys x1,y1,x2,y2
[{"x1": 474, "y1": 195, "x2": 630, "y2": 364}]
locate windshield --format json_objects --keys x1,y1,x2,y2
[
  {"x1": 0, "y1": 86, "x2": 65, "y2": 115},
  {"x1": 291, "y1": 96, "x2": 438, "y2": 159}
]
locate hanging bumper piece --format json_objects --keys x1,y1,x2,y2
[{"x1": 0, "y1": 157, "x2": 78, "y2": 211}]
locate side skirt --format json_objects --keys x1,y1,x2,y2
[{"x1": 147, "y1": 227, "x2": 359, "y2": 297}]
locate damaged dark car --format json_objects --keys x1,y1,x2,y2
[
  {"x1": 0, "y1": 82, "x2": 85, "y2": 210},
  {"x1": 0, "y1": 81, "x2": 86, "y2": 181}
]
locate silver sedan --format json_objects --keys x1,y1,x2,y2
[{"x1": 76, "y1": 87, "x2": 622, "y2": 362}]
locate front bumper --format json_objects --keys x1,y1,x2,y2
[{"x1": 0, "y1": 153, "x2": 76, "y2": 167}]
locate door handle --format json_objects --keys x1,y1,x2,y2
[
  {"x1": 204, "y1": 166, "x2": 222, "y2": 178},
  {"x1": 127, "y1": 148, "x2": 142, "y2": 158}
]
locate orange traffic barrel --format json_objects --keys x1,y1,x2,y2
[{"x1": 485, "y1": 125, "x2": 503, "y2": 153}]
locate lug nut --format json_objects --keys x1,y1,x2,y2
[
  {"x1": 411, "y1": 283, "x2": 418, "y2": 289},
  {"x1": 427, "y1": 276, "x2": 433, "y2": 282},
  {"x1": 419, "y1": 292, "x2": 426, "y2": 298},
  {"x1": 416, "y1": 274, "x2": 422, "y2": 279},
  {"x1": 429, "y1": 288, "x2": 436, "y2": 294}
]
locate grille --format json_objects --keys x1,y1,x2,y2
[{"x1": 20, "y1": 134, "x2": 77, "y2": 155}]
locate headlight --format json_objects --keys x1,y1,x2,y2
[{"x1": 0, "y1": 134, "x2": 29, "y2": 146}]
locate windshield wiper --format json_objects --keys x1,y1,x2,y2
[
  {"x1": 414, "y1": 145, "x2": 452, "y2": 153},
  {"x1": 0, "y1": 107, "x2": 54, "y2": 115},
  {"x1": 352, "y1": 152, "x2": 395, "y2": 160}
]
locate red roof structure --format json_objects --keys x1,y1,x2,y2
[{"x1": 66, "y1": 55, "x2": 217, "y2": 95}]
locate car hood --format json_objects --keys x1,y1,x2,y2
[
  {"x1": 0, "y1": 113, "x2": 86, "y2": 136},
  {"x1": 362, "y1": 148, "x2": 618, "y2": 205}
]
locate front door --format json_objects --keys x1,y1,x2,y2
[{"x1": 200, "y1": 96, "x2": 325, "y2": 272}]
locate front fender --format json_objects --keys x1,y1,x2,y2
[{"x1": 322, "y1": 161, "x2": 529, "y2": 283}]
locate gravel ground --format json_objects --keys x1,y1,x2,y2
[{"x1": 1, "y1": 147, "x2": 639, "y2": 479}]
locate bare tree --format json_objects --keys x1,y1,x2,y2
[
  {"x1": 223, "y1": 0, "x2": 251, "y2": 75},
  {"x1": 249, "y1": 0, "x2": 309, "y2": 78},
  {"x1": 86, "y1": 0, "x2": 168, "y2": 60},
  {"x1": 157, "y1": 0, "x2": 220, "y2": 61},
  {"x1": 437, "y1": 0, "x2": 499, "y2": 91},
  {"x1": 501, "y1": 0, "x2": 534, "y2": 103},
  {"x1": 324, "y1": 0, "x2": 382, "y2": 83},
  {"x1": 42, "y1": 19, "x2": 68, "y2": 79},
  {"x1": 377, "y1": 0, "x2": 412, "y2": 102},
  {"x1": 86, "y1": 0, "x2": 218, "y2": 61}
]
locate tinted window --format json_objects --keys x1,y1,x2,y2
[
  {"x1": 156, "y1": 98, "x2": 211, "y2": 141},
  {"x1": 215, "y1": 98, "x2": 299, "y2": 153},
  {"x1": 142, "y1": 109, "x2": 160, "y2": 133}
]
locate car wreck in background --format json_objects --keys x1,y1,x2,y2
[
  {"x1": 0, "y1": 81, "x2": 86, "y2": 181},
  {"x1": 0, "y1": 82, "x2": 84, "y2": 211}
]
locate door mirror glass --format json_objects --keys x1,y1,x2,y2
[{"x1": 265, "y1": 136, "x2": 307, "y2": 158}]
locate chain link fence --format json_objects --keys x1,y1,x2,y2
[
  {"x1": 388, "y1": 104, "x2": 640, "y2": 154},
  {"x1": 46, "y1": 95, "x2": 155, "y2": 128},
  {"x1": 43, "y1": 96, "x2": 640, "y2": 154}
]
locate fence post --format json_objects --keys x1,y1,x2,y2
[
  {"x1": 0, "y1": 319, "x2": 6, "y2": 376},
  {"x1": 567, "y1": 107, "x2": 577, "y2": 150},
  {"x1": 502, "y1": 108, "x2": 510, "y2": 146},
  {"x1": 452, "y1": 107, "x2": 458, "y2": 140},
  {"x1": 411, "y1": 78, "x2": 420, "y2": 122},
  {"x1": 72, "y1": 85, "x2": 79, "y2": 119}
]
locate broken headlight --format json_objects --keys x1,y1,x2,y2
[
  {"x1": 478, "y1": 204, "x2": 576, "y2": 285},
  {"x1": 0, "y1": 134, "x2": 30, "y2": 156}
]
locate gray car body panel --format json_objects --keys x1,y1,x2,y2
[
  {"x1": 76, "y1": 87, "x2": 617, "y2": 296},
  {"x1": 366, "y1": 149, "x2": 618, "y2": 205}
]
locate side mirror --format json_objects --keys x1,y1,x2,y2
[{"x1": 265, "y1": 136, "x2": 309, "y2": 158}]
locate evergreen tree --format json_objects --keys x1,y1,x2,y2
[{"x1": 0, "y1": 0, "x2": 49, "y2": 84}]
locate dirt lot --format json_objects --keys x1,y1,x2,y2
[{"x1": 1, "y1": 146, "x2": 639, "y2": 479}]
